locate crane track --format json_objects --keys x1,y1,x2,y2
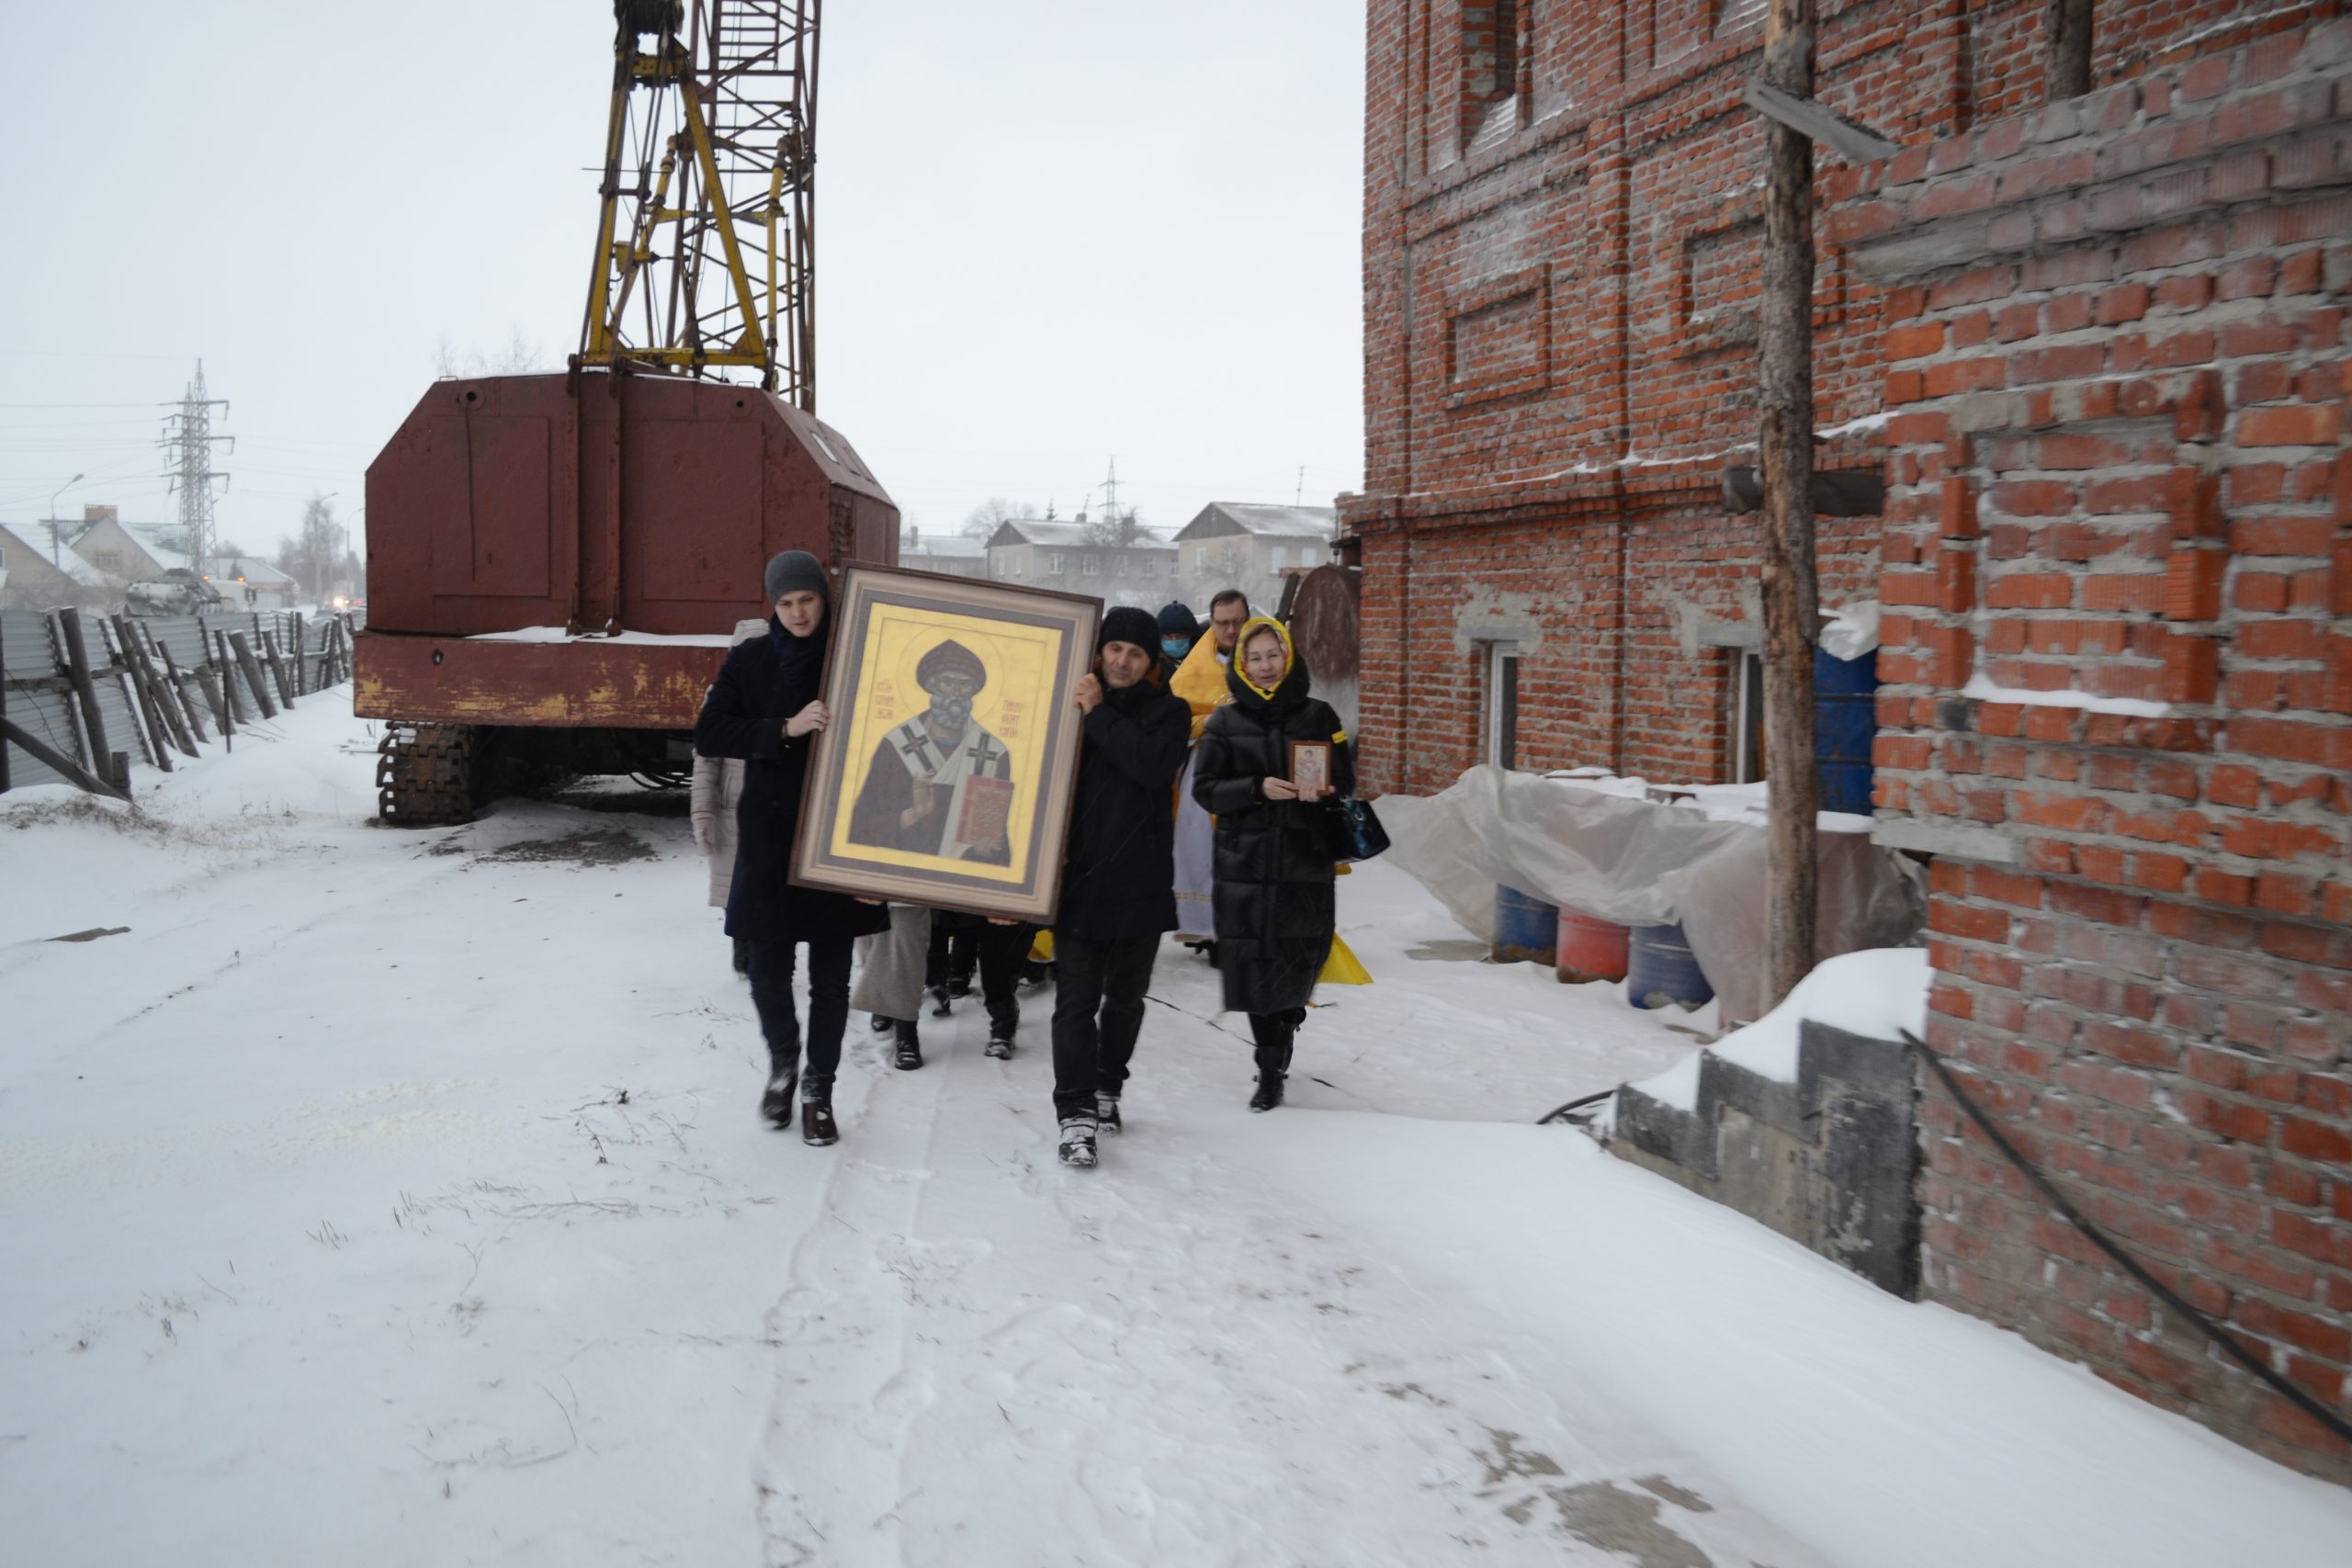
[{"x1": 376, "y1": 721, "x2": 478, "y2": 826}]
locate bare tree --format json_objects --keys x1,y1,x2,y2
[
  {"x1": 960, "y1": 497, "x2": 1040, "y2": 540},
  {"x1": 435, "y1": 327, "x2": 548, "y2": 378},
  {"x1": 1081, "y1": 506, "x2": 1143, "y2": 548},
  {"x1": 275, "y1": 493, "x2": 345, "y2": 607}
]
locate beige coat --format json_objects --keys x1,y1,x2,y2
[{"x1": 690, "y1": 619, "x2": 771, "y2": 908}]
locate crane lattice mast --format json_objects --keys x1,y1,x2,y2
[{"x1": 580, "y1": 0, "x2": 820, "y2": 407}]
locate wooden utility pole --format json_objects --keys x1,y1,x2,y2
[
  {"x1": 1758, "y1": 0, "x2": 1820, "y2": 1009},
  {"x1": 2047, "y1": 0, "x2": 2093, "y2": 100}
]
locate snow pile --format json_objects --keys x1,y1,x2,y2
[{"x1": 1628, "y1": 946, "x2": 1931, "y2": 1111}]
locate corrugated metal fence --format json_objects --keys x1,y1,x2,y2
[{"x1": 1, "y1": 606, "x2": 365, "y2": 795}]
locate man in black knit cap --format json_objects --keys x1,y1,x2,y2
[{"x1": 1048, "y1": 605, "x2": 1192, "y2": 1168}]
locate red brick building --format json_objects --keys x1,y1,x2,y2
[
  {"x1": 1342, "y1": 0, "x2": 2333, "y2": 794},
  {"x1": 1342, "y1": 2, "x2": 2350, "y2": 1480}
]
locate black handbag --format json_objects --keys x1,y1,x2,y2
[{"x1": 1324, "y1": 795, "x2": 1390, "y2": 863}]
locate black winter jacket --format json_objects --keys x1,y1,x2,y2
[
  {"x1": 694, "y1": 616, "x2": 891, "y2": 946},
  {"x1": 1053, "y1": 672, "x2": 1192, "y2": 942},
  {"x1": 1192, "y1": 656, "x2": 1354, "y2": 1014}
]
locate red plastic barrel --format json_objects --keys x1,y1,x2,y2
[{"x1": 1555, "y1": 909, "x2": 1631, "y2": 984}]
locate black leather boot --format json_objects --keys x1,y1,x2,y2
[{"x1": 760, "y1": 1066, "x2": 797, "y2": 1127}]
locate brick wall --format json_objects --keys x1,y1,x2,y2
[
  {"x1": 1840, "y1": 24, "x2": 2352, "y2": 1481},
  {"x1": 1345, "y1": 0, "x2": 2339, "y2": 795}
]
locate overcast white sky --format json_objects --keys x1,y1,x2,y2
[{"x1": 0, "y1": 1, "x2": 1364, "y2": 560}]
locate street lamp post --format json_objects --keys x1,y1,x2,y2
[{"x1": 47, "y1": 473, "x2": 85, "y2": 567}]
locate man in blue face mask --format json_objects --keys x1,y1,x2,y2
[{"x1": 1156, "y1": 601, "x2": 1200, "y2": 681}]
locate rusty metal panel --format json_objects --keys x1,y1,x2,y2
[
  {"x1": 440, "y1": 414, "x2": 550, "y2": 599},
  {"x1": 353, "y1": 630, "x2": 727, "y2": 730},
  {"x1": 370, "y1": 377, "x2": 580, "y2": 634},
  {"x1": 628, "y1": 412, "x2": 764, "y2": 607},
  {"x1": 368, "y1": 369, "x2": 898, "y2": 648}
]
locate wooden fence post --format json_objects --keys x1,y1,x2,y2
[
  {"x1": 57, "y1": 609, "x2": 118, "y2": 783},
  {"x1": 157, "y1": 638, "x2": 211, "y2": 743},
  {"x1": 107, "y1": 617, "x2": 175, "y2": 771},
  {"x1": 213, "y1": 628, "x2": 249, "y2": 725},
  {"x1": 117, "y1": 617, "x2": 197, "y2": 759},
  {"x1": 229, "y1": 632, "x2": 278, "y2": 719},
  {"x1": 0, "y1": 716, "x2": 129, "y2": 800},
  {"x1": 142, "y1": 622, "x2": 208, "y2": 744},
  {"x1": 260, "y1": 630, "x2": 296, "y2": 709}
]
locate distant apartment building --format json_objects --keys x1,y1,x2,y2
[
  {"x1": 898, "y1": 525, "x2": 989, "y2": 581},
  {"x1": 985, "y1": 519, "x2": 1178, "y2": 606},
  {"x1": 1171, "y1": 502, "x2": 1338, "y2": 607}
]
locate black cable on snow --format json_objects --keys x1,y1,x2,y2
[
  {"x1": 1903, "y1": 1030, "x2": 2352, "y2": 1447},
  {"x1": 1538, "y1": 1089, "x2": 1615, "y2": 1124}
]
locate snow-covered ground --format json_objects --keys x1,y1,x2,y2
[{"x1": 5, "y1": 694, "x2": 2347, "y2": 1566}]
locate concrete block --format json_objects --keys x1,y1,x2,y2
[
  {"x1": 1608, "y1": 1021, "x2": 1923, "y2": 1299},
  {"x1": 1870, "y1": 817, "x2": 2020, "y2": 863}
]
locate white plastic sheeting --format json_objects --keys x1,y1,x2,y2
[
  {"x1": 1376, "y1": 766, "x2": 1925, "y2": 1024},
  {"x1": 1819, "y1": 599, "x2": 1883, "y2": 660}
]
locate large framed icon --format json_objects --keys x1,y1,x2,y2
[{"x1": 792, "y1": 566, "x2": 1102, "y2": 923}]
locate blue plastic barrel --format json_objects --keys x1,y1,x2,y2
[
  {"x1": 1627, "y1": 922, "x2": 1713, "y2": 1010},
  {"x1": 1492, "y1": 885, "x2": 1559, "y2": 964},
  {"x1": 1814, "y1": 647, "x2": 1879, "y2": 816}
]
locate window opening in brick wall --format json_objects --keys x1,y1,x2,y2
[
  {"x1": 91, "y1": 549, "x2": 123, "y2": 572},
  {"x1": 1682, "y1": 221, "x2": 1763, "y2": 352},
  {"x1": 1460, "y1": 2, "x2": 1522, "y2": 153},
  {"x1": 1083, "y1": 556, "x2": 1100, "y2": 576},
  {"x1": 1731, "y1": 649, "x2": 1764, "y2": 784},
  {"x1": 1047, "y1": 553, "x2": 1063, "y2": 575},
  {"x1": 1483, "y1": 641, "x2": 1521, "y2": 770},
  {"x1": 1714, "y1": 0, "x2": 1767, "y2": 37}
]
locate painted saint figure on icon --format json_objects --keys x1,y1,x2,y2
[{"x1": 845, "y1": 637, "x2": 1016, "y2": 864}]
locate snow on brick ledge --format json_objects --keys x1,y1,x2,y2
[{"x1": 1630, "y1": 948, "x2": 1930, "y2": 1111}]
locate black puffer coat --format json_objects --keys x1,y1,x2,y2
[
  {"x1": 1054, "y1": 672, "x2": 1193, "y2": 942},
  {"x1": 1192, "y1": 629, "x2": 1354, "y2": 1016},
  {"x1": 694, "y1": 615, "x2": 891, "y2": 946}
]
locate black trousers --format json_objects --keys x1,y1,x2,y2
[
  {"x1": 928, "y1": 922, "x2": 980, "y2": 991},
  {"x1": 746, "y1": 936, "x2": 854, "y2": 1095},
  {"x1": 932, "y1": 917, "x2": 1033, "y2": 1032},
  {"x1": 1249, "y1": 1007, "x2": 1306, "y2": 1078},
  {"x1": 1050, "y1": 932, "x2": 1159, "y2": 1120}
]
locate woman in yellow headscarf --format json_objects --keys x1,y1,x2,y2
[{"x1": 1190, "y1": 616, "x2": 1353, "y2": 1111}]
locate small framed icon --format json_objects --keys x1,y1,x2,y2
[{"x1": 1288, "y1": 739, "x2": 1332, "y2": 797}]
